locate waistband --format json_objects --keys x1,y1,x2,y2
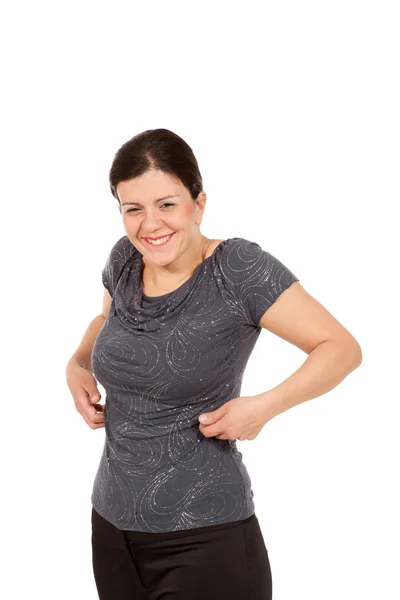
[{"x1": 122, "y1": 513, "x2": 256, "y2": 542}]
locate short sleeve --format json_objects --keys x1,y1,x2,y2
[
  {"x1": 101, "y1": 235, "x2": 136, "y2": 296},
  {"x1": 221, "y1": 238, "x2": 300, "y2": 328}
]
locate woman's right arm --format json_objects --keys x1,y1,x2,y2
[
  {"x1": 68, "y1": 288, "x2": 112, "y2": 371},
  {"x1": 65, "y1": 289, "x2": 112, "y2": 429}
]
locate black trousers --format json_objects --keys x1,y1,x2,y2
[{"x1": 91, "y1": 507, "x2": 273, "y2": 599}]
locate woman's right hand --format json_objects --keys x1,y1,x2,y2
[{"x1": 66, "y1": 360, "x2": 105, "y2": 429}]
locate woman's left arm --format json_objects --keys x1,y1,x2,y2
[
  {"x1": 256, "y1": 335, "x2": 362, "y2": 422},
  {"x1": 199, "y1": 282, "x2": 362, "y2": 439}
]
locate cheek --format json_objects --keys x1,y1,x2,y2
[
  {"x1": 180, "y1": 204, "x2": 196, "y2": 221},
  {"x1": 165, "y1": 206, "x2": 194, "y2": 228}
]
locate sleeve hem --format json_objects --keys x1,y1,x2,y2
[{"x1": 253, "y1": 277, "x2": 300, "y2": 328}]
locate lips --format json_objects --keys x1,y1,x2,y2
[
  {"x1": 143, "y1": 233, "x2": 174, "y2": 241},
  {"x1": 143, "y1": 233, "x2": 175, "y2": 246}
]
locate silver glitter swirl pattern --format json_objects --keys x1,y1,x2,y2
[{"x1": 90, "y1": 236, "x2": 299, "y2": 532}]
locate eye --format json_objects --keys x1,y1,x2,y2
[{"x1": 126, "y1": 203, "x2": 175, "y2": 213}]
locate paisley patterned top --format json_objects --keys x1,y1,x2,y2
[{"x1": 90, "y1": 236, "x2": 299, "y2": 532}]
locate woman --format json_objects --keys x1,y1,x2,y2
[{"x1": 66, "y1": 128, "x2": 362, "y2": 599}]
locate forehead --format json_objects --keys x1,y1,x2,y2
[{"x1": 117, "y1": 170, "x2": 184, "y2": 202}]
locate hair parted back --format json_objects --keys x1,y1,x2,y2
[{"x1": 109, "y1": 129, "x2": 204, "y2": 203}]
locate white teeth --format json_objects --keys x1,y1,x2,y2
[{"x1": 146, "y1": 234, "x2": 172, "y2": 245}]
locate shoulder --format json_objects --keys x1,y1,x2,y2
[
  {"x1": 215, "y1": 237, "x2": 265, "y2": 271},
  {"x1": 210, "y1": 236, "x2": 268, "y2": 289},
  {"x1": 204, "y1": 238, "x2": 226, "y2": 259},
  {"x1": 221, "y1": 237, "x2": 294, "y2": 269},
  {"x1": 102, "y1": 235, "x2": 139, "y2": 294},
  {"x1": 106, "y1": 235, "x2": 138, "y2": 262},
  {"x1": 215, "y1": 237, "x2": 300, "y2": 326},
  {"x1": 205, "y1": 237, "x2": 255, "y2": 260}
]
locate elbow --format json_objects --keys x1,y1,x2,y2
[
  {"x1": 331, "y1": 334, "x2": 363, "y2": 368},
  {"x1": 358, "y1": 344, "x2": 362, "y2": 365},
  {"x1": 354, "y1": 343, "x2": 363, "y2": 366},
  {"x1": 347, "y1": 338, "x2": 363, "y2": 369}
]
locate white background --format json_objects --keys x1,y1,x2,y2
[{"x1": 1, "y1": 1, "x2": 399, "y2": 599}]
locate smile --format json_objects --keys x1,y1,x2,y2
[{"x1": 144, "y1": 233, "x2": 174, "y2": 246}]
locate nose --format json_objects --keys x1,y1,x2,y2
[{"x1": 139, "y1": 207, "x2": 166, "y2": 234}]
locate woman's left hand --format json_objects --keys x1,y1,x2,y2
[{"x1": 198, "y1": 395, "x2": 274, "y2": 441}]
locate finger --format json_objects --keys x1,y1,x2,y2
[
  {"x1": 88, "y1": 420, "x2": 105, "y2": 429},
  {"x1": 88, "y1": 391, "x2": 102, "y2": 404},
  {"x1": 199, "y1": 403, "x2": 230, "y2": 424},
  {"x1": 91, "y1": 408, "x2": 105, "y2": 423},
  {"x1": 83, "y1": 403, "x2": 104, "y2": 426},
  {"x1": 199, "y1": 425, "x2": 223, "y2": 437},
  {"x1": 86, "y1": 396, "x2": 104, "y2": 418},
  {"x1": 199, "y1": 421, "x2": 224, "y2": 438},
  {"x1": 204, "y1": 427, "x2": 223, "y2": 438},
  {"x1": 76, "y1": 393, "x2": 100, "y2": 416},
  {"x1": 81, "y1": 412, "x2": 104, "y2": 429},
  {"x1": 76, "y1": 391, "x2": 104, "y2": 425}
]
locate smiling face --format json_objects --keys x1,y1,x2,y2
[{"x1": 117, "y1": 169, "x2": 207, "y2": 268}]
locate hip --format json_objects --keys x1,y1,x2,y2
[
  {"x1": 91, "y1": 506, "x2": 273, "y2": 599},
  {"x1": 91, "y1": 443, "x2": 256, "y2": 532}
]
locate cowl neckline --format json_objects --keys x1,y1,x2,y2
[{"x1": 113, "y1": 238, "x2": 236, "y2": 333}]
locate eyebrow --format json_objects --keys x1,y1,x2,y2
[{"x1": 120, "y1": 195, "x2": 180, "y2": 206}]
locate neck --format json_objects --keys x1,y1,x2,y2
[{"x1": 141, "y1": 234, "x2": 209, "y2": 291}]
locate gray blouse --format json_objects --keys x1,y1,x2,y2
[{"x1": 91, "y1": 236, "x2": 299, "y2": 532}]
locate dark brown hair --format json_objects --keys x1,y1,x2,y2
[{"x1": 109, "y1": 129, "x2": 204, "y2": 203}]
